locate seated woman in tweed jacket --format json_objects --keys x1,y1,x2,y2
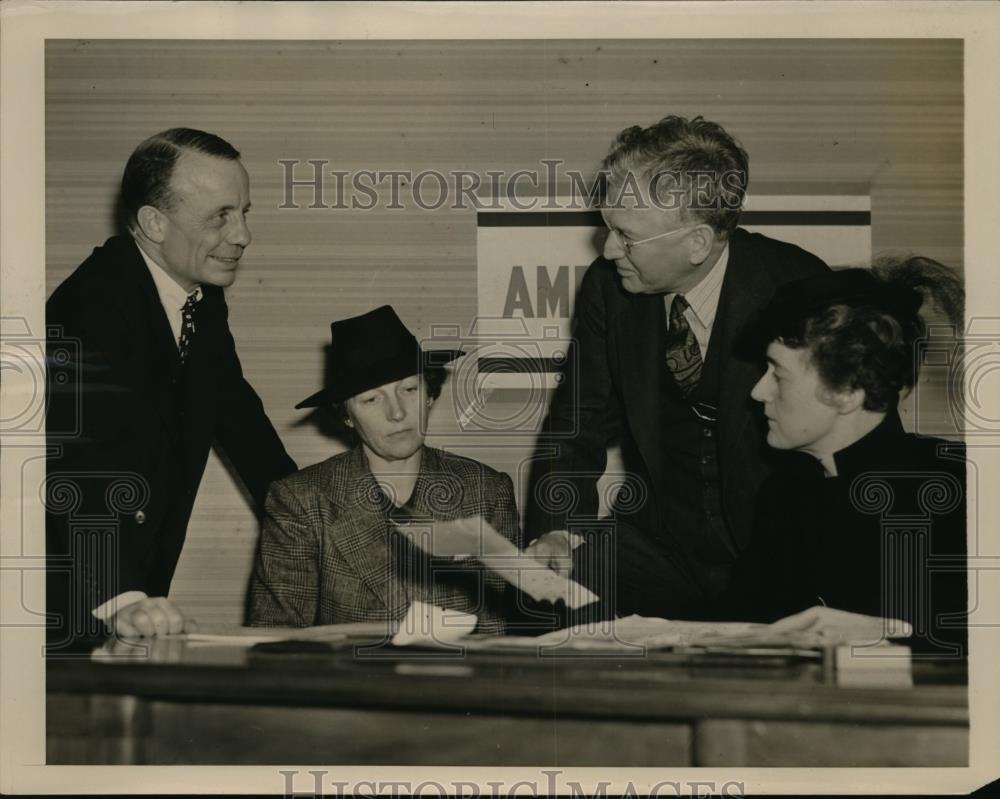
[{"x1": 247, "y1": 305, "x2": 521, "y2": 635}]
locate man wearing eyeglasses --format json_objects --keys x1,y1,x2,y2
[
  {"x1": 524, "y1": 115, "x2": 828, "y2": 623},
  {"x1": 46, "y1": 128, "x2": 297, "y2": 647}
]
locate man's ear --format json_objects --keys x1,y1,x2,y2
[
  {"x1": 135, "y1": 205, "x2": 167, "y2": 243},
  {"x1": 687, "y1": 224, "x2": 716, "y2": 265}
]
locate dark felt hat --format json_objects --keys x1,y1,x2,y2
[
  {"x1": 757, "y1": 267, "x2": 923, "y2": 339},
  {"x1": 295, "y1": 305, "x2": 464, "y2": 409}
]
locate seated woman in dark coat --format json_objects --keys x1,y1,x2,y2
[
  {"x1": 727, "y1": 257, "x2": 966, "y2": 655},
  {"x1": 247, "y1": 305, "x2": 521, "y2": 635}
]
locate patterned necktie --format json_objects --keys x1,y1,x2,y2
[
  {"x1": 665, "y1": 294, "x2": 702, "y2": 395},
  {"x1": 177, "y1": 292, "x2": 199, "y2": 364}
]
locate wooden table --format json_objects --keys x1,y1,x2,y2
[{"x1": 47, "y1": 634, "x2": 968, "y2": 766}]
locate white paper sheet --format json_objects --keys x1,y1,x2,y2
[
  {"x1": 391, "y1": 600, "x2": 478, "y2": 647},
  {"x1": 175, "y1": 622, "x2": 390, "y2": 645},
  {"x1": 395, "y1": 515, "x2": 599, "y2": 609}
]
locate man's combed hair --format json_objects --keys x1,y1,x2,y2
[
  {"x1": 602, "y1": 115, "x2": 749, "y2": 238},
  {"x1": 775, "y1": 257, "x2": 964, "y2": 413},
  {"x1": 121, "y1": 127, "x2": 241, "y2": 228}
]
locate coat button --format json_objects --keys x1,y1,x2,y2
[{"x1": 134, "y1": 510, "x2": 146, "y2": 524}]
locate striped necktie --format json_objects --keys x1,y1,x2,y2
[
  {"x1": 665, "y1": 294, "x2": 702, "y2": 395},
  {"x1": 177, "y1": 292, "x2": 200, "y2": 364}
]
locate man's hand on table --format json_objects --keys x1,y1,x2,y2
[
  {"x1": 109, "y1": 596, "x2": 198, "y2": 638},
  {"x1": 93, "y1": 634, "x2": 188, "y2": 662},
  {"x1": 524, "y1": 530, "x2": 584, "y2": 577}
]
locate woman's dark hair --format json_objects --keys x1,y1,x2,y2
[
  {"x1": 768, "y1": 256, "x2": 964, "y2": 413},
  {"x1": 324, "y1": 366, "x2": 449, "y2": 439}
]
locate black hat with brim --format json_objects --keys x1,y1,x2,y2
[
  {"x1": 763, "y1": 268, "x2": 923, "y2": 333},
  {"x1": 735, "y1": 268, "x2": 924, "y2": 358},
  {"x1": 295, "y1": 305, "x2": 464, "y2": 409}
]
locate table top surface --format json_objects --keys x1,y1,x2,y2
[{"x1": 46, "y1": 628, "x2": 969, "y2": 726}]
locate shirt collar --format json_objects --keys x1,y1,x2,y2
[
  {"x1": 671, "y1": 243, "x2": 729, "y2": 328},
  {"x1": 135, "y1": 240, "x2": 202, "y2": 310}
]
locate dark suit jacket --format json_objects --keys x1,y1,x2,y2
[
  {"x1": 247, "y1": 446, "x2": 521, "y2": 636},
  {"x1": 722, "y1": 411, "x2": 967, "y2": 655},
  {"x1": 46, "y1": 235, "x2": 296, "y2": 641},
  {"x1": 525, "y1": 228, "x2": 828, "y2": 617}
]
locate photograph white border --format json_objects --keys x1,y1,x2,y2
[{"x1": 2, "y1": 1, "x2": 999, "y2": 794}]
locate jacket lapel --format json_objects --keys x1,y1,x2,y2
[
  {"x1": 183, "y1": 286, "x2": 226, "y2": 413},
  {"x1": 714, "y1": 231, "x2": 772, "y2": 476},
  {"x1": 402, "y1": 447, "x2": 464, "y2": 611},
  {"x1": 328, "y1": 448, "x2": 409, "y2": 618},
  {"x1": 117, "y1": 236, "x2": 180, "y2": 381},
  {"x1": 406, "y1": 447, "x2": 464, "y2": 521},
  {"x1": 618, "y1": 291, "x2": 668, "y2": 489},
  {"x1": 116, "y1": 237, "x2": 184, "y2": 419}
]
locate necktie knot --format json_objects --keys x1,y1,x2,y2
[
  {"x1": 178, "y1": 292, "x2": 200, "y2": 364},
  {"x1": 667, "y1": 294, "x2": 691, "y2": 335}
]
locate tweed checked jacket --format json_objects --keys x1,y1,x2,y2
[{"x1": 247, "y1": 445, "x2": 521, "y2": 635}]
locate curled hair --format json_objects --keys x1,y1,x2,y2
[
  {"x1": 602, "y1": 115, "x2": 749, "y2": 238},
  {"x1": 325, "y1": 366, "x2": 449, "y2": 440},
  {"x1": 121, "y1": 127, "x2": 241, "y2": 228},
  {"x1": 773, "y1": 257, "x2": 964, "y2": 413}
]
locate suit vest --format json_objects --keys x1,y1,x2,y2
[{"x1": 656, "y1": 302, "x2": 741, "y2": 597}]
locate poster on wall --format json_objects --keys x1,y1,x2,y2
[{"x1": 475, "y1": 194, "x2": 872, "y2": 390}]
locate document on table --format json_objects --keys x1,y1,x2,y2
[
  {"x1": 176, "y1": 622, "x2": 391, "y2": 646},
  {"x1": 463, "y1": 615, "x2": 764, "y2": 652},
  {"x1": 90, "y1": 622, "x2": 394, "y2": 662},
  {"x1": 394, "y1": 515, "x2": 599, "y2": 609},
  {"x1": 391, "y1": 600, "x2": 478, "y2": 647},
  {"x1": 100, "y1": 608, "x2": 908, "y2": 659},
  {"x1": 463, "y1": 607, "x2": 912, "y2": 653}
]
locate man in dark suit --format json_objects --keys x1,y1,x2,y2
[
  {"x1": 525, "y1": 115, "x2": 829, "y2": 621},
  {"x1": 46, "y1": 128, "x2": 296, "y2": 646}
]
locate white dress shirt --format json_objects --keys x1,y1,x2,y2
[
  {"x1": 138, "y1": 243, "x2": 203, "y2": 345},
  {"x1": 664, "y1": 244, "x2": 730, "y2": 360}
]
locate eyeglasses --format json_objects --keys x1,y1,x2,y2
[{"x1": 602, "y1": 219, "x2": 697, "y2": 256}]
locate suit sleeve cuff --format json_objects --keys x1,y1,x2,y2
[{"x1": 91, "y1": 591, "x2": 148, "y2": 622}]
